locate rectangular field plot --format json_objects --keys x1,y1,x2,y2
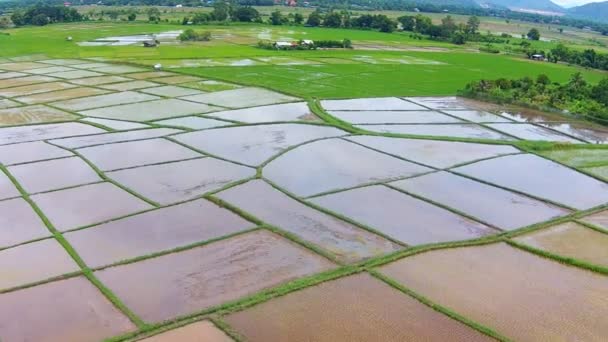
[
  {"x1": 47, "y1": 70, "x2": 104, "y2": 79},
  {"x1": 0, "y1": 99, "x2": 20, "y2": 109},
  {"x1": 80, "y1": 118, "x2": 149, "y2": 131},
  {"x1": 329, "y1": 110, "x2": 462, "y2": 124},
  {"x1": 181, "y1": 80, "x2": 241, "y2": 92},
  {"x1": 151, "y1": 75, "x2": 205, "y2": 84},
  {"x1": 514, "y1": 222, "x2": 608, "y2": 267},
  {"x1": 358, "y1": 124, "x2": 514, "y2": 140},
  {"x1": 0, "y1": 277, "x2": 135, "y2": 342},
  {"x1": 0, "y1": 76, "x2": 57, "y2": 89},
  {"x1": 0, "y1": 105, "x2": 77, "y2": 127},
  {"x1": 99, "y1": 80, "x2": 160, "y2": 91},
  {"x1": 139, "y1": 321, "x2": 231, "y2": 342},
  {"x1": 139, "y1": 85, "x2": 203, "y2": 97},
  {"x1": 0, "y1": 62, "x2": 49, "y2": 71},
  {"x1": 0, "y1": 239, "x2": 79, "y2": 291},
  {"x1": 0, "y1": 198, "x2": 49, "y2": 248},
  {"x1": 311, "y1": 185, "x2": 496, "y2": 245},
  {"x1": 322, "y1": 97, "x2": 425, "y2": 111},
  {"x1": 582, "y1": 210, "x2": 608, "y2": 231},
  {"x1": 8, "y1": 157, "x2": 100, "y2": 193},
  {"x1": 405, "y1": 96, "x2": 471, "y2": 110},
  {"x1": 0, "y1": 172, "x2": 20, "y2": 200},
  {"x1": 216, "y1": 180, "x2": 401, "y2": 263},
  {"x1": 68, "y1": 75, "x2": 132, "y2": 86},
  {"x1": 24, "y1": 66, "x2": 76, "y2": 75},
  {"x1": 50, "y1": 128, "x2": 181, "y2": 149},
  {"x1": 0, "y1": 82, "x2": 76, "y2": 98},
  {"x1": 154, "y1": 117, "x2": 231, "y2": 130},
  {"x1": 53, "y1": 91, "x2": 159, "y2": 111},
  {"x1": 0, "y1": 141, "x2": 71, "y2": 166},
  {"x1": 378, "y1": 243, "x2": 608, "y2": 341},
  {"x1": 226, "y1": 273, "x2": 492, "y2": 342},
  {"x1": 392, "y1": 172, "x2": 570, "y2": 230},
  {"x1": 31, "y1": 182, "x2": 152, "y2": 231},
  {"x1": 454, "y1": 154, "x2": 608, "y2": 210},
  {"x1": 65, "y1": 199, "x2": 255, "y2": 268},
  {"x1": 181, "y1": 87, "x2": 298, "y2": 109},
  {"x1": 264, "y1": 139, "x2": 432, "y2": 197},
  {"x1": 346, "y1": 135, "x2": 519, "y2": 168},
  {"x1": 107, "y1": 158, "x2": 255, "y2": 205},
  {"x1": 95, "y1": 230, "x2": 335, "y2": 322},
  {"x1": 539, "y1": 122, "x2": 608, "y2": 144},
  {"x1": 487, "y1": 123, "x2": 585, "y2": 143},
  {"x1": 209, "y1": 102, "x2": 315, "y2": 123},
  {"x1": 80, "y1": 99, "x2": 220, "y2": 121},
  {"x1": 443, "y1": 110, "x2": 512, "y2": 123},
  {"x1": 15, "y1": 87, "x2": 110, "y2": 105}
]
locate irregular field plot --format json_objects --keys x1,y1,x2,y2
[
  {"x1": 0, "y1": 277, "x2": 135, "y2": 342},
  {"x1": 80, "y1": 117, "x2": 149, "y2": 131},
  {"x1": 359, "y1": 123, "x2": 514, "y2": 140},
  {"x1": 96, "y1": 230, "x2": 335, "y2": 322},
  {"x1": 0, "y1": 105, "x2": 76, "y2": 126},
  {"x1": 329, "y1": 110, "x2": 462, "y2": 124},
  {"x1": 209, "y1": 102, "x2": 315, "y2": 123},
  {"x1": 487, "y1": 123, "x2": 584, "y2": 143},
  {"x1": 182, "y1": 87, "x2": 298, "y2": 109},
  {"x1": 154, "y1": 116, "x2": 231, "y2": 130},
  {"x1": 226, "y1": 273, "x2": 492, "y2": 342},
  {"x1": 0, "y1": 198, "x2": 49, "y2": 248},
  {"x1": 514, "y1": 222, "x2": 608, "y2": 267},
  {"x1": 540, "y1": 122, "x2": 608, "y2": 144},
  {"x1": 15, "y1": 87, "x2": 110, "y2": 105},
  {"x1": 8, "y1": 156, "x2": 100, "y2": 193},
  {"x1": 0, "y1": 122, "x2": 105, "y2": 145},
  {"x1": 65, "y1": 199, "x2": 255, "y2": 268},
  {"x1": 582, "y1": 210, "x2": 608, "y2": 231},
  {"x1": 311, "y1": 185, "x2": 496, "y2": 245},
  {"x1": 378, "y1": 243, "x2": 608, "y2": 341},
  {"x1": 80, "y1": 99, "x2": 220, "y2": 121},
  {"x1": 49, "y1": 128, "x2": 181, "y2": 149},
  {"x1": 53, "y1": 91, "x2": 159, "y2": 111},
  {"x1": 140, "y1": 321, "x2": 232, "y2": 342},
  {"x1": 0, "y1": 141, "x2": 72, "y2": 165},
  {"x1": 321, "y1": 97, "x2": 425, "y2": 111},
  {"x1": 216, "y1": 180, "x2": 401, "y2": 263}
]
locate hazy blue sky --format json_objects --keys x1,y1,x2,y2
[{"x1": 552, "y1": 0, "x2": 602, "y2": 8}]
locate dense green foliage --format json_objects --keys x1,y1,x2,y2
[
  {"x1": 178, "y1": 28, "x2": 211, "y2": 41},
  {"x1": 550, "y1": 44, "x2": 608, "y2": 71},
  {"x1": 10, "y1": 4, "x2": 82, "y2": 26},
  {"x1": 461, "y1": 73, "x2": 608, "y2": 124}
]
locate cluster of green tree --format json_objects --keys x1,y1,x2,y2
[
  {"x1": 178, "y1": 28, "x2": 211, "y2": 41},
  {"x1": 549, "y1": 44, "x2": 608, "y2": 71},
  {"x1": 10, "y1": 4, "x2": 82, "y2": 26},
  {"x1": 302, "y1": 10, "x2": 396, "y2": 33},
  {"x1": 461, "y1": 73, "x2": 608, "y2": 124},
  {"x1": 180, "y1": 2, "x2": 262, "y2": 24},
  {"x1": 397, "y1": 14, "x2": 480, "y2": 44}
]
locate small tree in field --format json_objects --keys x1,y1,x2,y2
[{"x1": 527, "y1": 28, "x2": 541, "y2": 41}]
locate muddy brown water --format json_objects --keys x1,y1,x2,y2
[
  {"x1": 181, "y1": 87, "x2": 298, "y2": 109},
  {"x1": 66, "y1": 199, "x2": 255, "y2": 268},
  {"x1": 154, "y1": 116, "x2": 230, "y2": 130},
  {"x1": 49, "y1": 128, "x2": 181, "y2": 149},
  {"x1": 80, "y1": 99, "x2": 220, "y2": 122},
  {"x1": 582, "y1": 210, "x2": 608, "y2": 231},
  {"x1": 68, "y1": 75, "x2": 132, "y2": 86},
  {"x1": 225, "y1": 273, "x2": 492, "y2": 342},
  {"x1": 140, "y1": 321, "x2": 232, "y2": 342},
  {"x1": 0, "y1": 82, "x2": 76, "y2": 97},
  {"x1": 107, "y1": 158, "x2": 255, "y2": 205},
  {"x1": 216, "y1": 180, "x2": 401, "y2": 263},
  {"x1": 15, "y1": 87, "x2": 110, "y2": 105},
  {"x1": 311, "y1": 185, "x2": 496, "y2": 245},
  {"x1": 0, "y1": 105, "x2": 77, "y2": 126},
  {"x1": 8, "y1": 156, "x2": 101, "y2": 193},
  {"x1": 78, "y1": 138, "x2": 201, "y2": 171},
  {"x1": 0, "y1": 198, "x2": 49, "y2": 248},
  {"x1": 264, "y1": 139, "x2": 431, "y2": 197},
  {"x1": 0, "y1": 62, "x2": 50, "y2": 71},
  {"x1": 31, "y1": 182, "x2": 152, "y2": 231},
  {"x1": 454, "y1": 154, "x2": 608, "y2": 210},
  {"x1": 95, "y1": 230, "x2": 335, "y2": 322},
  {"x1": 378, "y1": 242, "x2": 608, "y2": 341},
  {"x1": 346, "y1": 135, "x2": 519, "y2": 168},
  {"x1": 0, "y1": 122, "x2": 105, "y2": 145},
  {"x1": 174, "y1": 124, "x2": 345, "y2": 166},
  {"x1": 392, "y1": 171, "x2": 570, "y2": 230},
  {"x1": 358, "y1": 123, "x2": 514, "y2": 140},
  {"x1": 0, "y1": 238, "x2": 79, "y2": 290},
  {"x1": 486, "y1": 123, "x2": 584, "y2": 142},
  {"x1": 209, "y1": 102, "x2": 315, "y2": 123},
  {"x1": 151, "y1": 75, "x2": 205, "y2": 84},
  {"x1": 321, "y1": 97, "x2": 425, "y2": 111},
  {"x1": 514, "y1": 222, "x2": 608, "y2": 267},
  {"x1": 0, "y1": 276, "x2": 135, "y2": 341},
  {"x1": 329, "y1": 110, "x2": 463, "y2": 124}
]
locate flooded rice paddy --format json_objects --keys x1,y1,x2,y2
[{"x1": 0, "y1": 59, "x2": 607, "y2": 341}]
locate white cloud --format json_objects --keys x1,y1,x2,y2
[{"x1": 552, "y1": 0, "x2": 602, "y2": 8}]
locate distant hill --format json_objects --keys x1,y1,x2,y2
[
  {"x1": 480, "y1": 0, "x2": 564, "y2": 12},
  {"x1": 568, "y1": 1, "x2": 608, "y2": 23}
]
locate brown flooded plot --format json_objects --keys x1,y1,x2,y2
[
  {"x1": 379, "y1": 243, "x2": 608, "y2": 341},
  {"x1": 0, "y1": 172, "x2": 20, "y2": 200},
  {"x1": 0, "y1": 141, "x2": 72, "y2": 165},
  {"x1": 486, "y1": 123, "x2": 584, "y2": 143},
  {"x1": 329, "y1": 110, "x2": 462, "y2": 124},
  {"x1": 66, "y1": 199, "x2": 255, "y2": 268},
  {"x1": 454, "y1": 154, "x2": 608, "y2": 210},
  {"x1": 140, "y1": 85, "x2": 204, "y2": 97},
  {"x1": 31, "y1": 182, "x2": 152, "y2": 231},
  {"x1": 346, "y1": 135, "x2": 519, "y2": 168},
  {"x1": 209, "y1": 102, "x2": 315, "y2": 123},
  {"x1": 15, "y1": 87, "x2": 110, "y2": 105},
  {"x1": 311, "y1": 185, "x2": 495, "y2": 245},
  {"x1": 0, "y1": 62, "x2": 49, "y2": 71},
  {"x1": 443, "y1": 110, "x2": 512, "y2": 123},
  {"x1": 514, "y1": 222, "x2": 608, "y2": 267},
  {"x1": 0, "y1": 76, "x2": 57, "y2": 89},
  {"x1": 47, "y1": 70, "x2": 104, "y2": 79},
  {"x1": 0, "y1": 198, "x2": 49, "y2": 248},
  {"x1": 0, "y1": 277, "x2": 135, "y2": 342},
  {"x1": 0, "y1": 82, "x2": 76, "y2": 98},
  {"x1": 150, "y1": 75, "x2": 205, "y2": 84},
  {"x1": 78, "y1": 138, "x2": 201, "y2": 171},
  {"x1": 264, "y1": 139, "x2": 431, "y2": 197},
  {"x1": 226, "y1": 273, "x2": 492, "y2": 342},
  {"x1": 0, "y1": 239, "x2": 78, "y2": 290},
  {"x1": 107, "y1": 158, "x2": 255, "y2": 205},
  {"x1": 216, "y1": 180, "x2": 401, "y2": 263},
  {"x1": 0, "y1": 105, "x2": 76, "y2": 126},
  {"x1": 174, "y1": 124, "x2": 345, "y2": 166},
  {"x1": 49, "y1": 128, "x2": 181, "y2": 149},
  {"x1": 154, "y1": 116, "x2": 231, "y2": 130},
  {"x1": 582, "y1": 210, "x2": 608, "y2": 231},
  {"x1": 358, "y1": 124, "x2": 514, "y2": 140},
  {"x1": 68, "y1": 75, "x2": 132, "y2": 86},
  {"x1": 321, "y1": 97, "x2": 425, "y2": 111},
  {"x1": 8, "y1": 157, "x2": 100, "y2": 193},
  {"x1": 392, "y1": 172, "x2": 570, "y2": 230},
  {"x1": 80, "y1": 117, "x2": 149, "y2": 131},
  {"x1": 96, "y1": 230, "x2": 335, "y2": 322},
  {"x1": 80, "y1": 98, "x2": 220, "y2": 121},
  {"x1": 53, "y1": 91, "x2": 159, "y2": 111},
  {"x1": 0, "y1": 122, "x2": 105, "y2": 145},
  {"x1": 181, "y1": 87, "x2": 298, "y2": 109},
  {"x1": 140, "y1": 321, "x2": 233, "y2": 342}
]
